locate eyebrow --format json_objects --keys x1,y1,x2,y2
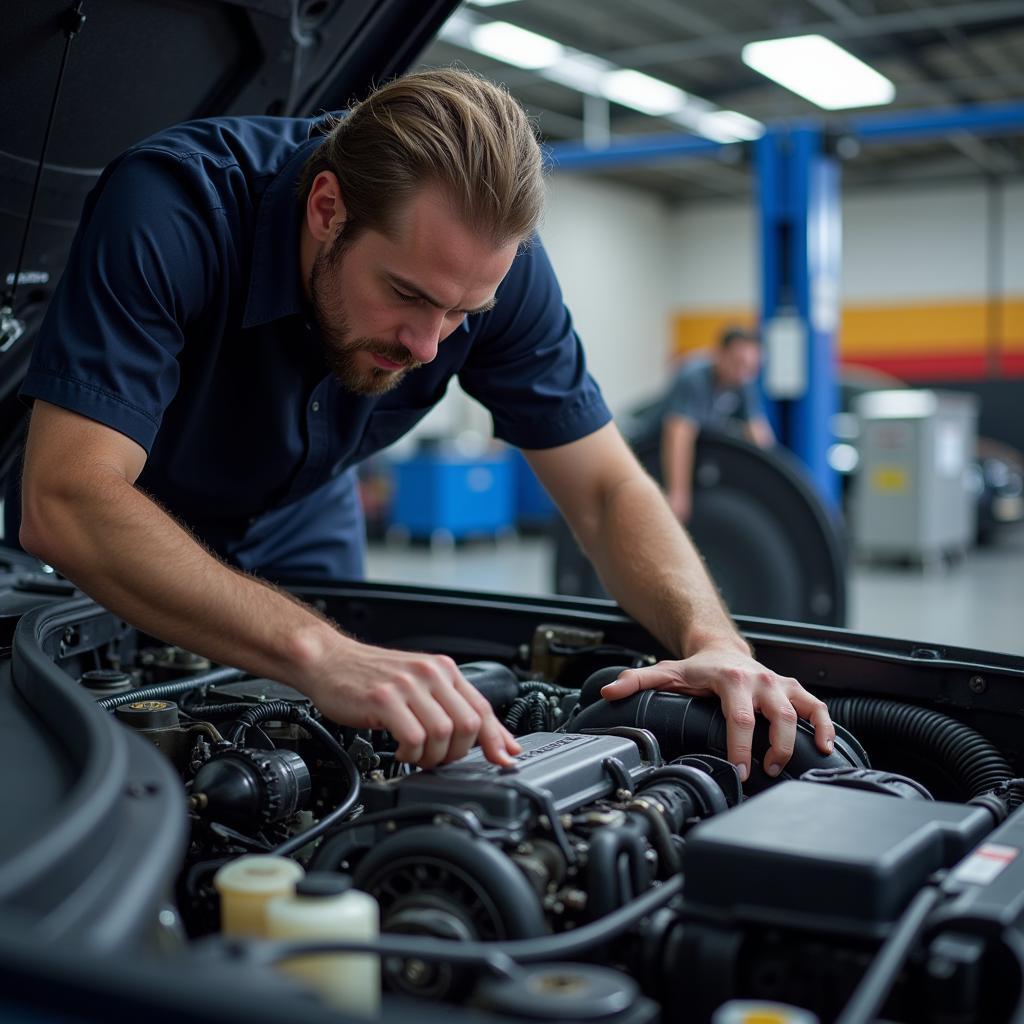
[{"x1": 389, "y1": 274, "x2": 497, "y2": 316}]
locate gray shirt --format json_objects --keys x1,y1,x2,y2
[{"x1": 664, "y1": 357, "x2": 762, "y2": 431}]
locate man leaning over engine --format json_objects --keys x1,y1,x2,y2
[{"x1": 10, "y1": 69, "x2": 834, "y2": 777}]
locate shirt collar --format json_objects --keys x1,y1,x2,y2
[{"x1": 242, "y1": 135, "x2": 324, "y2": 329}]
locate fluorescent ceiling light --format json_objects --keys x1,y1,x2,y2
[
  {"x1": 601, "y1": 69, "x2": 689, "y2": 116},
  {"x1": 438, "y1": 9, "x2": 760, "y2": 144},
  {"x1": 742, "y1": 34, "x2": 895, "y2": 110},
  {"x1": 540, "y1": 53, "x2": 610, "y2": 95},
  {"x1": 467, "y1": 0, "x2": 521, "y2": 6},
  {"x1": 694, "y1": 109, "x2": 765, "y2": 143},
  {"x1": 469, "y1": 21, "x2": 563, "y2": 69}
]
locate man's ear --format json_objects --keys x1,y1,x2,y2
[{"x1": 306, "y1": 170, "x2": 348, "y2": 244}]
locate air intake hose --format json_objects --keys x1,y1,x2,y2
[
  {"x1": 826, "y1": 696, "x2": 1014, "y2": 801},
  {"x1": 568, "y1": 667, "x2": 867, "y2": 791}
]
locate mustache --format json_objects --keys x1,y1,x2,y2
[{"x1": 349, "y1": 338, "x2": 421, "y2": 371}]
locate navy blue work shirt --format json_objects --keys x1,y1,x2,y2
[{"x1": 19, "y1": 116, "x2": 611, "y2": 558}]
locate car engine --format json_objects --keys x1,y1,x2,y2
[{"x1": 73, "y1": 616, "x2": 1024, "y2": 1024}]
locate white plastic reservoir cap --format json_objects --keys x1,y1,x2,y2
[{"x1": 214, "y1": 855, "x2": 304, "y2": 938}]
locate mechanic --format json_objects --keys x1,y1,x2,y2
[
  {"x1": 662, "y1": 327, "x2": 775, "y2": 523},
  {"x1": 11, "y1": 69, "x2": 834, "y2": 777}
]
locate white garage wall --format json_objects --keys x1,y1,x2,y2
[
  {"x1": 1002, "y1": 181, "x2": 1024, "y2": 293},
  {"x1": 669, "y1": 200, "x2": 758, "y2": 308},
  {"x1": 539, "y1": 174, "x2": 676, "y2": 413},
  {"x1": 666, "y1": 180, "x2": 1024, "y2": 308}
]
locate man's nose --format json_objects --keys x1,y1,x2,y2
[{"x1": 398, "y1": 312, "x2": 446, "y2": 365}]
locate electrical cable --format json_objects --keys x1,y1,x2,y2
[
  {"x1": 225, "y1": 874, "x2": 683, "y2": 971},
  {"x1": 833, "y1": 884, "x2": 944, "y2": 1024},
  {"x1": 96, "y1": 666, "x2": 245, "y2": 710},
  {"x1": 270, "y1": 751, "x2": 360, "y2": 858}
]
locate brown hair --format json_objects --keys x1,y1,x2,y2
[{"x1": 299, "y1": 68, "x2": 545, "y2": 249}]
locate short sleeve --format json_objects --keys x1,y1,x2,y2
[
  {"x1": 458, "y1": 239, "x2": 612, "y2": 450},
  {"x1": 664, "y1": 368, "x2": 704, "y2": 423},
  {"x1": 19, "y1": 149, "x2": 220, "y2": 453}
]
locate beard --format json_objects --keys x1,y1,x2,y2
[{"x1": 309, "y1": 238, "x2": 421, "y2": 397}]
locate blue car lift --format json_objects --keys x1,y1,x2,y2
[{"x1": 547, "y1": 100, "x2": 1024, "y2": 510}]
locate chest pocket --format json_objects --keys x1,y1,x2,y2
[{"x1": 353, "y1": 404, "x2": 435, "y2": 463}]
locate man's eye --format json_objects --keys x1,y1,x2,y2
[{"x1": 392, "y1": 287, "x2": 419, "y2": 304}]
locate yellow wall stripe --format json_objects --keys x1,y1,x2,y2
[{"x1": 671, "y1": 297, "x2": 1024, "y2": 363}]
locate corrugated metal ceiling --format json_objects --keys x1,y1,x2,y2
[{"x1": 416, "y1": 0, "x2": 1024, "y2": 200}]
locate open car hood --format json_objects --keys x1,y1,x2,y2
[{"x1": 1, "y1": 0, "x2": 458, "y2": 477}]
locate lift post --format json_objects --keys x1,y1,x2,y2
[{"x1": 756, "y1": 125, "x2": 841, "y2": 509}]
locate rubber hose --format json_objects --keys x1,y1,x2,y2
[
  {"x1": 827, "y1": 696, "x2": 1014, "y2": 801},
  {"x1": 527, "y1": 693, "x2": 549, "y2": 732},
  {"x1": 243, "y1": 875, "x2": 685, "y2": 969},
  {"x1": 518, "y1": 680, "x2": 578, "y2": 698},
  {"x1": 640, "y1": 765, "x2": 730, "y2": 819},
  {"x1": 626, "y1": 803, "x2": 682, "y2": 877},
  {"x1": 504, "y1": 696, "x2": 529, "y2": 734},
  {"x1": 97, "y1": 666, "x2": 245, "y2": 710},
  {"x1": 228, "y1": 699, "x2": 303, "y2": 744},
  {"x1": 184, "y1": 702, "x2": 271, "y2": 717},
  {"x1": 586, "y1": 823, "x2": 648, "y2": 919},
  {"x1": 271, "y1": 744, "x2": 361, "y2": 858}
]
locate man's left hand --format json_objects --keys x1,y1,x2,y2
[{"x1": 599, "y1": 646, "x2": 835, "y2": 781}]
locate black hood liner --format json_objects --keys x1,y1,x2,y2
[{"x1": 0, "y1": 0, "x2": 457, "y2": 475}]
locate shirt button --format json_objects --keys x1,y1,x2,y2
[{"x1": 311, "y1": 400, "x2": 320, "y2": 412}]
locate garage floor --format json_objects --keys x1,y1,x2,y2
[{"x1": 366, "y1": 527, "x2": 1024, "y2": 659}]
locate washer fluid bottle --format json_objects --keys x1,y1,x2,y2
[{"x1": 266, "y1": 872, "x2": 380, "y2": 1017}]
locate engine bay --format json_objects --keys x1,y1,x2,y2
[{"x1": 5, "y1": 572, "x2": 1024, "y2": 1024}]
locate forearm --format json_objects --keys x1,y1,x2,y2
[
  {"x1": 582, "y1": 474, "x2": 748, "y2": 658},
  {"x1": 20, "y1": 474, "x2": 343, "y2": 691},
  {"x1": 661, "y1": 416, "x2": 696, "y2": 504}
]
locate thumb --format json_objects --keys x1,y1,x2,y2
[{"x1": 600, "y1": 663, "x2": 683, "y2": 701}]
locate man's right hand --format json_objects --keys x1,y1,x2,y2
[
  {"x1": 298, "y1": 636, "x2": 522, "y2": 768},
  {"x1": 20, "y1": 403, "x2": 522, "y2": 775}
]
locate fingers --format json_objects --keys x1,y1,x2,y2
[
  {"x1": 719, "y1": 688, "x2": 756, "y2": 782},
  {"x1": 757, "y1": 678, "x2": 799, "y2": 778},
  {"x1": 452, "y1": 674, "x2": 522, "y2": 767},
  {"x1": 374, "y1": 693, "x2": 428, "y2": 765},
  {"x1": 390, "y1": 658, "x2": 520, "y2": 769},
  {"x1": 600, "y1": 663, "x2": 683, "y2": 701},
  {"x1": 787, "y1": 686, "x2": 836, "y2": 756}
]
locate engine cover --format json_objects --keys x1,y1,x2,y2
[{"x1": 361, "y1": 731, "x2": 652, "y2": 830}]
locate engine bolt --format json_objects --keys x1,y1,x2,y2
[
  {"x1": 969, "y1": 675, "x2": 987, "y2": 694},
  {"x1": 404, "y1": 959, "x2": 429, "y2": 984}
]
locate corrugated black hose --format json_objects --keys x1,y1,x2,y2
[
  {"x1": 96, "y1": 666, "x2": 245, "y2": 710},
  {"x1": 827, "y1": 696, "x2": 1016, "y2": 802},
  {"x1": 504, "y1": 692, "x2": 553, "y2": 736}
]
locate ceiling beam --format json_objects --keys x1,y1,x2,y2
[{"x1": 565, "y1": 1, "x2": 1024, "y2": 74}]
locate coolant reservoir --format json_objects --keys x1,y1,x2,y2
[
  {"x1": 266, "y1": 872, "x2": 380, "y2": 1017},
  {"x1": 214, "y1": 855, "x2": 304, "y2": 937}
]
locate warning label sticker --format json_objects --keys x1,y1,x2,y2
[{"x1": 951, "y1": 843, "x2": 1019, "y2": 886}]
